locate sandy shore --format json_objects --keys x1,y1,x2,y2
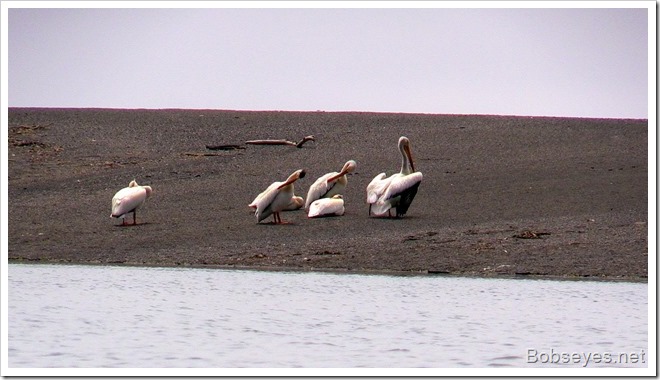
[{"x1": 7, "y1": 108, "x2": 648, "y2": 280}]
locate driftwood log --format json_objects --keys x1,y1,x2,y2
[
  {"x1": 245, "y1": 135, "x2": 315, "y2": 148},
  {"x1": 204, "y1": 135, "x2": 315, "y2": 153}
]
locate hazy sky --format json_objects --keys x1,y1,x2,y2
[{"x1": 5, "y1": 3, "x2": 652, "y2": 118}]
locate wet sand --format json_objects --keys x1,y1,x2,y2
[{"x1": 7, "y1": 108, "x2": 648, "y2": 280}]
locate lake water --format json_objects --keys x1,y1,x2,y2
[{"x1": 6, "y1": 263, "x2": 650, "y2": 374}]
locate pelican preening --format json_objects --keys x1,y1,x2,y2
[
  {"x1": 308, "y1": 194, "x2": 345, "y2": 218},
  {"x1": 367, "y1": 136, "x2": 423, "y2": 218},
  {"x1": 251, "y1": 192, "x2": 304, "y2": 211},
  {"x1": 111, "y1": 180, "x2": 153, "y2": 225},
  {"x1": 249, "y1": 169, "x2": 306, "y2": 224},
  {"x1": 304, "y1": 160, "x2": 357, "y2": 209}
]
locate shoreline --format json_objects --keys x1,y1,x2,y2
[
  {"x1": 8, "y1": 108, "x2": 649, "y2": 281},
  {"x1": 7, "y1": 259, "x2": 648, "y2": 283}
]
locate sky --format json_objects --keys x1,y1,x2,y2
[{"x1": 4, "y1": 2, "x2": 653, "y2": 118}]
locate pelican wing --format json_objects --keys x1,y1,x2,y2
[
  {"x1": 249, "y1": 182, "x2": 280, "y2": 208},
  {"x1": 382, "y1": 172, "x2": 423, "y2": 202},
  {"x1": 304, "y1": 172, "x2": 338, "y2": 209},
  {"x1": 393, "y1": 178, "x2": 421, "y2": 216},
  {"x1": 112, "y1": 187, "x2": 147, "y2": 217},
  {"x1": 371, "y1": 172, "x2": 423, "y2": 216},
  {"x1": 308, "y1": 197, "x2": 345, "y2": 218},
  {"x1": 366, "y1": 173, "x2": 390, "y2": 204},
  {"x1": 251, "y1": 181, "x2": 282, "y2": 213}
]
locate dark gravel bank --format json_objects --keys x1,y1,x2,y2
[{"x1": 7, "y1": 108, "x2": 648, "y2": 281}]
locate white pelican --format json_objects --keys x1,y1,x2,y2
[
  {"x1": 249, "y1": 189, "x2": 303, "y2": 212},
  {"x1": 111, "y1": 180, "x2": 153, "y2": 225},
  {"x1": 308, "y1": 194, "x2": 345, "y2": 218},
  {"x1": 367, "y1": 136, "x2": 423, "y2": 218},
  {"x1": 249, "y1": 169, "x2": 306, "y2": 224},
  {"x1": 304, "y1": 160, "x2": 357, "y2": 209},
  {"x1": 286, "y1": 195, "x2": 304, "y2": 210}
]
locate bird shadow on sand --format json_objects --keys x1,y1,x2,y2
[
  {"x1": 306, "y1": 214, "x2": 345, "y2": 219},
  {"x1": 112, "y1": 222, "x2": 154, "y2": 228},
  {"x1": 369, "y1": 215, "x2": 420, "y2": 221},
  {"x1": 257, "y1": 221, "x2": 299, "y2": 226}
]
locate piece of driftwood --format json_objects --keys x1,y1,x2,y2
[
  {"x1": 245, "y1": 135, "x2": 315, "y2": 148},
  {"x1": 205, "y1": 144, "x2": 246, "y2": 151}
]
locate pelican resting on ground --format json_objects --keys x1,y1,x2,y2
[
  {"x1": 305, "y1": 160, "x2": 357, "y2": 209},
  {"x1": 111, "y1": 180, "x2": 153, "y2": 225},
  {"x1": 249, "y1": 169, "x2": 306, "y2": 224},
  {"x1": 287, "y1": 195, "x2": 304, "y2": 210},
  {"x1": 367, "y1": 136, "x2": 423, "y2": 218},
  {"x1": 308, "y1": 194, "x2": 345, "y2": 218}
]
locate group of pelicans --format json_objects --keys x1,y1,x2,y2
[{"x1": 111, "y1": 136, "x2": 424, "y2": 225}]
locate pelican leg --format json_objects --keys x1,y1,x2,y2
[
  {"x1": 368, "y1": 204, "x2": 371, "y2": 216},
  {"x1": 133, "y1": 210, "x2": 137, "y2": 225},
  {"x1": 273, "y1": 212, "x2": 290, "y2": 224}
]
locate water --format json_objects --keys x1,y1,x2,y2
[{"x1": 7, "y1": 263, "x2": 648, "y2": 371}]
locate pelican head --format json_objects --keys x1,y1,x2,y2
[
  {"x1": 277, "y1": 169, "x2": 306, "y2": 189},
  {"x1": 341, "y1": 160, "x2": 357, "y2": 174},
  {"x1": 130, "y1": 180, "x2": 153, "y2": 198},
  {"x1": 398, "y1": 136, "x2": 415, "y2": 174},
  {"x1": 327, "y1": 160, "x2": 357, "y2": 182}
]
